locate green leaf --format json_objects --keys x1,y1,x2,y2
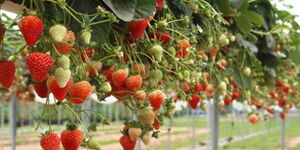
[
  {"x1": 216, "y1": 0, "x2": 230, "y2": 14},
  {"x1": 289, "y1": 49, "x2": 300, "y2": 65},
  {"x1": 166, "y1": 0, "x2": 193, "y2": 18},
  {"x1": 103, "y1": 0, "x2": 156, "y2": 21},
  {"x1": 244, "y1": 11, "x2": 265, "y2": 26},
  {"x1": 231, "y1": 0, "x2": 244, "y2": 9},
  {"x1": 238, "y1": 0, "x2": 249, "y2": 12},
  {"x1": 234, "y1": 15, "x2": 252, "y2": 34},
  {"x1": 233, "y1": 67, "x2": 251, "y2": 90}
]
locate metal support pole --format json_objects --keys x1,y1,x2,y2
[
  {"x1": 280, "y1": 118, "x2": 286, "y2": 150},
  {"x1": 167, "y1": 119, "x2": 173, "y2": 150},
  {"x1": 57, "y1": 105, "x2": 62, "y2": 125},
  {"x1": 211, "y1": 92, "x2": 219, "y2": 150},
  {"x1": 192, "y1": 109, "x2": 196, "y2": 149},
  {"x1": 84, "y1": 99, "x2": 92, "y2": 127},
  {"x1": 9, "y1": 94, "x2": 17, "y2": 150}
]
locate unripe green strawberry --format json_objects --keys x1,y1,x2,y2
[
  {"x1": 101, "y1": 82, "x2": 112, "y2": 92},
  {"x1": 57, "y1": 55, "x2": 70, "y2": 69},
  {"x1": 166, "y1": 46, "x2": 176, "y2": 56},
  {"x1": 218, "y1": 81, "x2": 227, "y2": 95},
  {"x1": 49, "y1": 24, "x2": 67, "y2": 42},
  {"x1": 80, "y1": 29, "x2": 91, "y2": 45},
  {"x1": 157, "y1": 20, "x2": 168, "y2": 30},
  {"x1": 149, "y1": 69, "x2": 163, "y2": 86},
  {"x1": 88, "y1": 138, "x2": 101, "y2": 150},
  {"x1": 187, "y1": 2, "x2": 198, "y2": 13},
  {"x1": 149, "y1": 45, "x2": 163, "y2": 62},
  {"x1": 219, "y1": 34, "x2": 229, "y2": 46},
  {"x1": 141, "y1": 132, "x2": 151, "y2": 145},
  {"x1": 183, "y1": 70, "x2": 190, "y2": 81},
  {"x1": 55, "y1": 67, "x2": 71, "y2": 88}
]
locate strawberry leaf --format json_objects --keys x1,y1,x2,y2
[{"x1": 103, "y1": 0, "x2": 156, "y2": 21}]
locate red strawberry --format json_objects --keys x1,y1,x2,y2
[
  {"x1": 40, "y1": 132, "x2": 60, "y2": 150},
  {"x1": 81, "y1": 48, "x2": 93, "y2": 63},
  {"x1": 188, "y1": 94, "x2": 200, "y2": 110},
  {"x1": 68, "y1": 81, "x2": 92, "y2": 104},
  {"x1": 231, "y1": 91, "x2": 240, "y2": 100},
  {"x1": 248, "y1": 114, "x2": 260, "y2": 124},
  {"x1": 55, "y1": 30, "x2": 75, "y2": 54},
  {"x1": 47, "y1": 76, "x2": 72, "y2": 101},
  {"x1": 61, "y1": 124, "x2": 83, "y2": 150},
  {"x1": 209, "y1": 47, "x2": 218, "y2": 57},
  {"x1": 192, "y1": 84, "x2": 203, "y2": 92},
  {"x1": 88, "y1": 61, "x2": 102, "y2": 76},
  {"x1": 223, "y1": 97, "x2": 232, "y2": 106},
  {"x1": 149, "y1": 90, "x2": 164, "y2": 110},
  {"x1": 112, "y1": 69, "x2": 128, "y2": 87},
  {"x1": 269, "y1": 91, "x2": 277, "y2": 100},
  {"x1": 156, "y1": 0, "x2": 164, "y2": 11},
  {"x1": 126, "y1": 75, "x2": 142, "y2": 91},
  {"x1": 153, "y1": 119, "x2": 161, "y2": 130},
  {"x1": 180, "y1": 81, "x2": 190, "y2": 92},
  {"x1": 280, "y1": 112, "x2": 286, "y2": 119},
  {"x1": 278, "y1": 98, "x2": 287, "y2": 107},
  {"x1": 176, "y1": 39, "x2": 190, "y2": 58},
  {"x1": 0, "y1": 23, "x2": 6, "y2": 43},
  {"x1": 127, "y1": 19, "x2": 149, "y2": 39},
  {"x1": 149, "y1": 32, "x2": 171, "y2": 44},
  {"x1": 112, "y1": 85, "x2": 129, "y2": 99},
  {"x1": 26, "y1": 52, "x2": 54, "y2": 82},
  {"x1": 34, "y1": 83, "x2": 48, "y2": 98},
  {"x1": 119, "y1": 135, "x2": 136, "y2": 150},
  {"x1": 276, "y1": 79, "x2": 284, "y2": 87},
  {"x1": 0, "y1": 61, "x2": 16, "y2": 88},
  {"x1": 102, "y1": 66, "x2": 115, "y2": 82},
  {"x1": 19, "y1": 16, "x2": 43, "y2": 46}
]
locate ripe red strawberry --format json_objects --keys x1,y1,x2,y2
[
  {"x1": 102, "y1": 66, "x2": 115, "y2": 83},
  {"x1": 26, "y1": 52, "x2": 54, "y2": 82},
  {"x1": 156, "y1": 0, "x2": 164, "y2": 11},
  {"x1": 205, "y1": 84, "x2": 214, "y2": 94},
  {"x1": 68, "y1": 81, "x2": 92, "y2": 104},
  {"x1": 192, "y1": 84, "x2": 203, "y2": 92},
  {"x1": 40, "y1": 132, "x2": 60, "y2": 150},
  {"x1": 276, "y1": 79, "x2": 284, "y2": 87},
  {"x1": 61, "y1": 124, "x2": 83, "y2": 150},
  {"x1": 55, "y1": 30, "x2": 75, "y2": 54},
  {"x1": 0, "y1": 23, "x2": 6, "y2": 43},
  {"x1": 112, "y1": 85, "x2": 129, "y2": 99},
  {"x1": 153, "y1": 119, "x2": 161, "y2": 130},
  {"x1": 0, "y1": 61, "x2": 16, "y2": 88},
  {"x1": 126, "y1": 75, "x2": 142, "y2": 91},
  {"x1": 280, "y1": 112, "x2": 286, "y2": 119},
  {"x1": 188, "y1": 94, "x2": 200, "y2": 110},
  {"x1": 231, "y1": 91, "x2": 240, "y2": 100},
  {"x1": 209, "y1": 47, "x2": 218, "y2": 57},
  {"x1": 119, "y1": 135, "x2": 137, "y2": 150},
  {"x1": 223, "y1": 97, "x2": 232, "y2": 106},
  {"x1": 176, "y1": 39, "x2": 190, "y2": 58},
  {"x1": 278, "y1": 98, "x2": 287, "y2": 107},
  {"x1": 269, "y1": 91, "x2": 277, "y2": 100},
  {"x1": 19, "y1": 16, "x2": 43, "y2": 46},
  {"x1": 149, "y1": 32, "x2": 171, "y2": 44},
  {"x1": 149, "y1": 90, "x2": 164, "y2": 110},
  {"x1": 180, "y1": 81, "x2": 190, "y2": 92},
  {"x1": 34, "y1": 83, "x2": 48, "y2": 98},
  {"x1": 248, "y1": 114, "x2": 260, "y2": 124},
  {"x1": 128, "y1": 128, "x2": 142, "y2": 141},
  {"x1": 112, "y1": 69, "x2": 128, "y2": 87},
  {"x1": 47, "y1": 76, "x2": 72, "y2": 101},
  {"x1": 127, "y1": 19, "x2": 149, "y2": 39}
]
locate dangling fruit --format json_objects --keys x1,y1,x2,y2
[
  {"x1": 61, "y1": 123, "x2": 83, "y2": 150},
  {"x1": 0, "y1": 61, "x2": 16, "y2": 88},
  {"x1": 127, "y1": 19, "x2": 149, "y2": 39},
  {"x1": 119, "y1": 135, "x2": 136, "y2": 150},
  {"x1": 19, "y1": 16, "x2": 44, "y2": 46},
  {"x1": 49, "y1": 24, "x2": 67, "y2": 42},
  {"x1": 40, "y1": 131, "x2": 60, "y2": 150},
  {"x1": 26, "y1": 52, "x2": 54, "y2": 82},
  {"x1": 68, "y1": 81, "x2": 92, "y2": 104},
  {"x1": 149, "y1": 90, "x2": 164, "y2": 110},
  {"x1": 55, "y1": 30, "x2": 76, "y2": 54}
]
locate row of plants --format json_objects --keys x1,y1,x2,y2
[{"x1": 0, "y1": 0, "x2": 300, "y2": 149}]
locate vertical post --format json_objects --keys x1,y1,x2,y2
[
  {"x1": 57, "y1": 105, "x2": 62, "y2": 125},
  {"x1": 281, "y1": 118, "x2": 285, "y2": 150},
  {"x1": 192, "y1": 109, "x2": 196, "y2": 149},
  {"x1": 9, "y1": 94, "x2": 17, "y2": 150},
  {"x1": 211, "y1": 92, "x2": 219, "y2": 150},
  {"x1": 84, "y1": 98, "x2": 92, "y2": 127},
  {"x1": 167, "y1": 119, "x2": 173, "y2": 150}
]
